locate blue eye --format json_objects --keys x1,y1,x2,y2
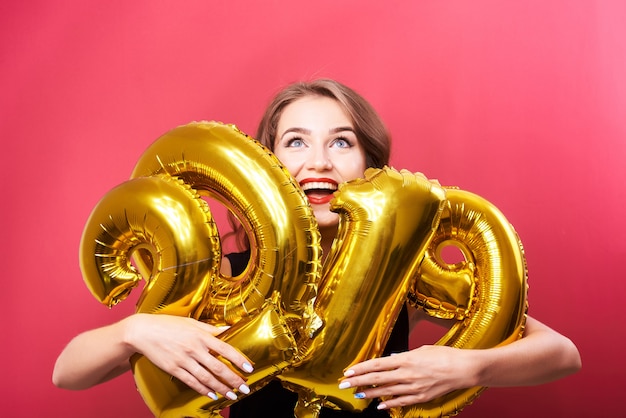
[
  {"x1": 333, "y1": 137, "x2": 351, "y2": 148},
  {"x1": 287, "y1": 138, "x2": 304, "y2": 148}
]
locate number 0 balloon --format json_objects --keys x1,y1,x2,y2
[{"x1": 79, "y1": 122, "x2": 527, "y2": 418}]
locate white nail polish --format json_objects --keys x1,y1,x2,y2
[
  {"x1": 242, "y1": 362, "x2": 254, "y2": 373},
  {"x1": 239, "y1": 384, "x2": 250, "y2": 394},
  {"x1": 226, "y1": 391, "x2": 237, "y2": 400},
  {"x1": 344, "y1": 369, "x2": 355, "y2": 377},
  {"x1": 207, "y1": 392, "x2": 218, "y2": 401},
  {"x1": 338, "y1": 381, "x2": 351, "y2": 389}
]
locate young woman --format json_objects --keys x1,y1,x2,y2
[{"x1": 53, "y1": 79, "x2": 581, "y2": 417}]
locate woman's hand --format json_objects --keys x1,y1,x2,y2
[
  {"x1": 338, "y1": 315, "x2": 581, "y2": 410},
  {"x1": 338, "y1": 345, "x2": 477, "y2": 410},
  {"x1": 53, "y1": 313, "x2": 254, "y2": 400},
  {"x1": 124, "y1": 314, "x2": 254, "y2": 400}
]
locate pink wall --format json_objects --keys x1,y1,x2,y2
[{"x1": 2, "y1": 1, "x2": 624, "y2": 416}]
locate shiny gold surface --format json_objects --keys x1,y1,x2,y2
[
  {"x1": 399, "y1": 188, "x2": 528, "y2": 418},
  {"x1": 79, "y1": 122, "x2": 527, "y2": 418}
]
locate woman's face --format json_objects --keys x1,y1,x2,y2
[{"x1": 274, "y1": 95, "x2": 367, "y2": 231}]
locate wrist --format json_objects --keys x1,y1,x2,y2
[
  {"x1": 463, "y1": 348, "x2": 490, "y2": 388},
  {"x1": 119, "y1": 314, "x2": 145, "y2": 355}
]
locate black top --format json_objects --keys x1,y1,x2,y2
[{"x1": 226, "y1": 250, "x2": 409, "y2": 418}]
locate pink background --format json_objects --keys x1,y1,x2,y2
[{"x1": 2, "y1": 1, "x2": 624, "y2": 417}]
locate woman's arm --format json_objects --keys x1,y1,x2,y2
[
  {"x1": 338, "y1": 313, "x2": 581, "y2": 409},
  {"x1": 53, "y1": 258, "x2": 255, "y2": 400},
  {"x1": 52, "y1": 317, "x2": 134, "y2": 390},
  {"x1": 53, "y1": 313, "x2": 254, "y2": 399},
  {"x1": 465, "y1": 315, "x2": 581, "y2": 387}
]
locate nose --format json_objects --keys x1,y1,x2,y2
[{"x1": 306, "y1": 146, "x2": 332, "y2": 171}]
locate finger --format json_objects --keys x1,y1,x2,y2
[
  {"x1": 343, "y1": 355, "x2": 399, "y2": 377},
  {"x1": 338, "y1": 370, "x2": 403, "y2": 397},
  {"x1": 196, "y1": 321, "x2": 231, "y2": 336},
  {"x1": 376, "y1": 393, "x2": 434, "y2": 410},
  {"x1": 357, "y1": 382, "x2": 415, "y2": 401},
  {"x1": 194, "y1": 321, "x2": 254, "y2": 373},
  {"x1": 203, "y1": 335, "x2": 255, "y2": 374},
  {"x1": 365, "y1": 379, "x2": 451, "y2": 408},
  {"x1": 172, "y1": 366, "x2": 224, "y2": 400},
  {"x1": 193, "y1": 353, "x2": 250, "y2": 395},
  {"x1": 183, "y1": 357, "x2": 251, "y2": 400}
]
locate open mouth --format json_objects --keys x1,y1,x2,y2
[{"x1": 301, "y1": 180, "x2": 338, "y2": 204}]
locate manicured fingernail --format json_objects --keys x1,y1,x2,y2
[
  {"x1": 226, "y1": 391, "x2": 237, "y2": 400},
  {"x1": 239, "y1": 384, "x2": 250, "y2": 394},
  {"x1": 338, "y1": 381, "x2": 351, "y2": 390},
  {"x1": 377, "y1": 402, "x2": 388, "y2": 410},
  {"x1": 242, "y1": 362, "x2": 254, "y2": 373},
  {"x1": 354, "y1": 392, "x2": 366, "y2": 399},
  {"x1": 344, "y1": 369, "x2": 355, "y2": 377},
  {"x1": 207, "y1": 392, "x2": 218, "y2": 401}
]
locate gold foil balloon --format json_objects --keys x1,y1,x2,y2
[
  {"x1": 79, "y1": 174, "x2": 219, "y2": 315},
  {"x1": 79, "y1": 122, "x2": 322, "y2": 417},
  {"x1": 131, "y1": 298, "x2": 301, "y2": 417},
  {"x1": 79, "y1": 121, "x2": 528, "y2": 418},
  {"x1": 399, "y1": 188, "x2": 528, "y2": 418},
  {"x1": 130, "y1": 122, "x2": 321, "y2": 326},
  {"x1": 279, "y1": 168, "x2": 446, "y2": 416}
]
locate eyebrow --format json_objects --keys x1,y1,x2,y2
[
  {"x1": 280, "y1": 126, "x2": 356, "y2": 139},
  {"x1": 280, "y1": 127, "x2": 310, "y2": 138},
  {"x1": 330, "y1": 126, "x2": 356, "y2": 134}
]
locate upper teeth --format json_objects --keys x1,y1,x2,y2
[{"x1": 301, "y1": 181, "x2": 337, "y2": 191}]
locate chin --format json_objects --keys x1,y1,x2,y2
[{"x1": 313, "y1": 211, "x2": 340, "y2": 231}]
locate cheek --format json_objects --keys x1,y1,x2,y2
[
  {"x1": 339, "y1": 157, "x2": 367, "y2": 181},
  {"x1": 274, "y1": 151, "x2": 301, "y2": 177}
]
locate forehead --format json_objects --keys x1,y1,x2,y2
[{"x1": 278, "y1": 96, "x2": 353, "y2": 130}]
